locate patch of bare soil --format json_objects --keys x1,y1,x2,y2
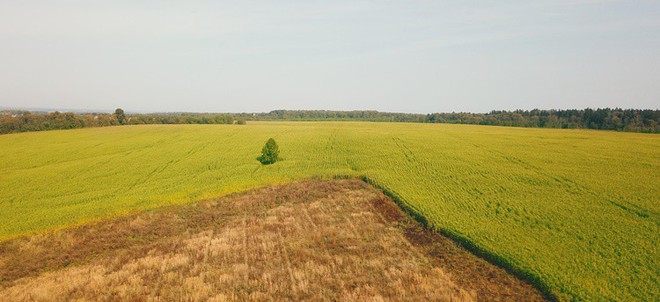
[{"x1": 0, "y1": 179, "x2": 544, "y2": 301}]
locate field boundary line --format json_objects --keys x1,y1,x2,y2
[{"x1": 355, "y1": 175, "x2": 561, "y2": 302}]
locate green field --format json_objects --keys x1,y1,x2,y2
[{"x1": 1, "y1": 122, "x2": 658, "y2": 300}]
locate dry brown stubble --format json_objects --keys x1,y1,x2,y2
[{"x1": 0, "y1": 179, "x2": 544, "y2": 301}]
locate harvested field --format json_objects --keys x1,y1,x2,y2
[{"x1": 0, "y1": 179, "x2": 543, "y2": 301}]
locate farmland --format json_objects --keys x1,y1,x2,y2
[
  {"x1": 0, "y1": 122, "x2": 658, "y2": 300},
  {"x1": 0, "y1": 180, "x2": 542, "y2": 301}
]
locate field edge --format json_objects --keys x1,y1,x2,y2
[
  {"x1": 1, "y1": 172, "x2": 568, "y2": 301},
  {"x1": 348, "y1": 175, "x2": 561, "y2": 302}
]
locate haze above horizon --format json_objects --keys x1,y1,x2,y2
[{"x1": 1, "y1": 1, "x2": 659, "y2": 113}]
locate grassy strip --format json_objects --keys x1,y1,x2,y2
[{"x1": 355, "y1": 175, "x2": 561, "y2": 301}]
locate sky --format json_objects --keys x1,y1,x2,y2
[{"x1": 1, "y1": 1, "x2": 659, "y2": 113}]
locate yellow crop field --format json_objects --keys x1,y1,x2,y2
[{"x1": 0, "y1": 122, "x2": 658, "y2": 301}]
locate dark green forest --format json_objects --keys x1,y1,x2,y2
[
  {"x1": 251, "y1": 109, "x2": 659, "y2": 133},
  {"x1": 0, "y1": 110, "x2": 243, "y2": 134},
  {"x1": 1, "y1": 108, "x2": 658, "y2": 134}
]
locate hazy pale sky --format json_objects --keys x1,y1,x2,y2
[{"x1": 1, "y1": 1, "x2": 659, "y2": 113}]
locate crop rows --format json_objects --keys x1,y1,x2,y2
[{"x1": 0, "y1": 122, "x2": 658, "y2": 300}]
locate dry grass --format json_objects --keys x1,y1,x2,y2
[{"x1": 0, "y1": 180, "x2": 543, "y2": 301}]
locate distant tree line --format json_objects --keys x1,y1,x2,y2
[
  {"x1": 249, "y1": 108, "x2": 659, "y2": 133},
  {"x1": 424, "y1": 108, "x2": 659, "y2": 133},
  {"x1": 249, "y1": 110, "x2": 428, "y2": 123},
  {"x1": 123, "y1": 112, "x2": 243, "y2": 125},
  {"x1": 1, "y1": 108, "x2": 657, "y2": 134},
  {"x1": 0, "y1": 109, "x2": 245, "y2": 134}
]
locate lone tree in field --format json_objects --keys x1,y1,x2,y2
[
  {"x1": 114, "y1": 108, "x2": 126, "y2": 125},
  {"x1": 258, "y1": 138, "x2": 279, "y2": 165}
]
